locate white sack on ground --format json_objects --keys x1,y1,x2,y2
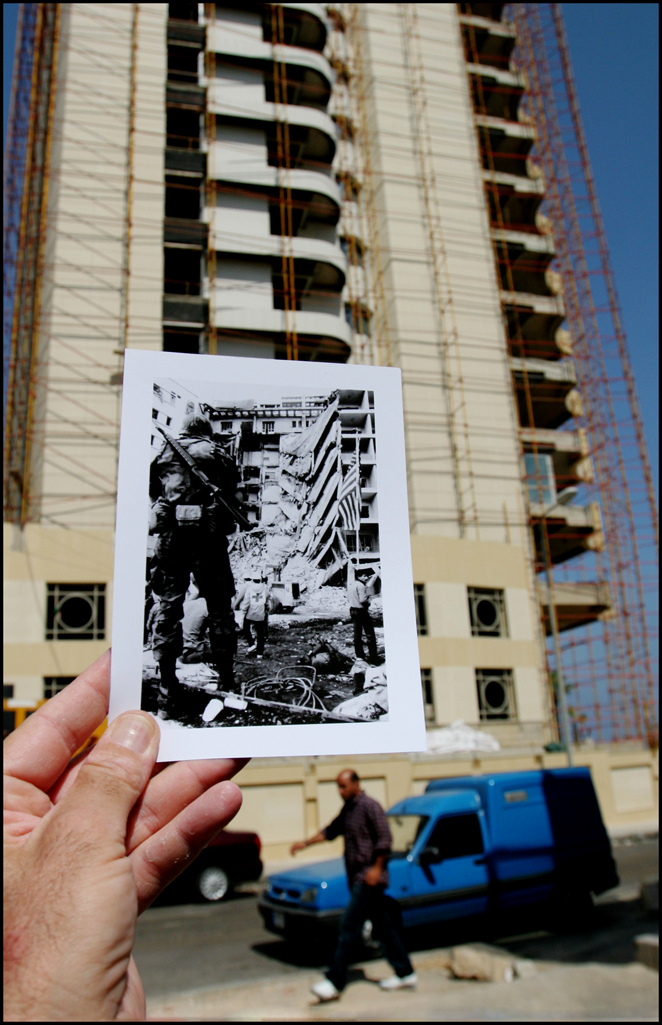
[{"x1": 426, "y1": 720, "x2": 500, "y2": 754}]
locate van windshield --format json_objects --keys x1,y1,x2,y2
[{"x1": 387, "y1": 814, "x2": 429, "y2": 856}]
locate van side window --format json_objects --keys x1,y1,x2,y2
[{"x1": 427, "y1": 814, "x2": 484, "y2": 859}]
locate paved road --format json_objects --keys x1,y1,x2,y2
[{"x1": 133, "y1": 836, "x2": 658, "y2": 999}]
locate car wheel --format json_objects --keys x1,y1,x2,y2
[{"x1": 197, "y1": 865, "x2": 231, "y2": 902}]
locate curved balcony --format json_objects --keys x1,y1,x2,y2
[
  {"x1": 510, "y1": 356, "x2": 579, "y2": 430},
  {"x1": 207, "y1": 86, "x2": 338, "y2": 168},
  {"x1": 520, "y1": 426, "x2": 593, "y2": 488},
  {"x1": 483, "y1": 169, "x2": 545, "y2": 230},
  {"x1": 538, "y1": 580, "x2": 611, "y2": 634},
  {"x1": 501, "y1": 289, "x2": 566, "y2": 356},
  {"x1": 211, "y1": 306, "x2": 352, "y2": 359},
  {"x1": 475, "y1": 114, "x2": 535, "y2": 176},
  {"x1": 217, "y1": 3, "x2": 329, "y2": 51},
  {"x1": 209, "y1": 223, "x2": 346, "y2": 291},
  {"x1": 467, "y1": 63, "x2": 525, "y2": 120},
  {"x1": 459, "y1": 12, "x2": 515, "y2": 70},
  {"x1": 530, "y1": 501, "x2": 605, "y2": 565},
  {"x1": 207, "y1": 151, "x2": 342, "y2": 220},
  {"x1": 208, "y1": 26, "x2": 333, "y2": 109},
  {"x1": 492, "y1": 226, "x2": 556, "y2": 296}
]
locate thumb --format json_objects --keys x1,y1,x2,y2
[{"x1": 50, "y1": 712, "x2": 160, "y2": 846}]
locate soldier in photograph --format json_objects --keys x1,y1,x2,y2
[{"x1": 148, "y1": 413, "x2": 244, "y2": 718}]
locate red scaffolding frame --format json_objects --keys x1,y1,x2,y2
[{"x1": 510, "y1": 3, "x2": 658, "y2": 747}]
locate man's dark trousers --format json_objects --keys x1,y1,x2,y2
[
  {"x1": 326, "y1": 883, "x2": 413, "y2": 991},
  {"x1": 350, "y1": 607, "x2": 378, "y2": 663}
]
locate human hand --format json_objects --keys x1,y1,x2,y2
[
  {"x1": 364, "y1": 864, "x2": 383, "y2": 887},
  {"x1": 290, "y1": 842, "x2": 307, "y2": 856},
  {"x1": 3, "y1": 650, "x2": 246, "y2": 1022}
]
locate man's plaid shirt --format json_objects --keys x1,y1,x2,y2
[{"x1": 323, "y1": 790, "x2": 392, "y2": 887}]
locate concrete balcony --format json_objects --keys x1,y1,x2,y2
[
  {"x1": 207, "y1": 25, "x2": 333, "y2": 109},
  {"x1": 483, "y1": 169, "x2": 545, "y2": 230},
  {"x1": 207, "y1": 150, "x2": 342, "y2": 220},
  {"x1": 458, "y1": 4, "x2": 505, "y2": 22},
  {"x1": 520, "y1": 426, "x2": 595, "y2": 488},
  {"x1": 207, "y1": 83, "x2": 337, "y2": 165},
  {"x1": 492, "y1": 226, "x2": 556, "y2": 296},
  {"x1": 467, "y1": 63, "x2": 525, "y2": 120},
  {"x1": 501, "y1": 289, "x2": 567, "y2": 357},
  {"x1": 459, "y1": 12, "x2": 515, "y2": 70},
  {"x1": 208, "y1": 222, "x2": 347, "y2": 292},
  {"x1": 531, "y1": 501, "x2": 605, "y2": 565},
  {"x1": 538, "y1": 579, "x2": 611, "y2": 634},
  {"x1": 210, "y1": 306, "x2": 351, "y2": 358},
  {"x1": 510, "y1": 356, "x2": 582, "y2": 430},
  {"x1": 475, "y1": 114, "x2": 535, "y2": 176}
]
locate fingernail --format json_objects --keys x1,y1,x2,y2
[{"x1": 111, "y1": 714, "x2": 154, "y2": 754}]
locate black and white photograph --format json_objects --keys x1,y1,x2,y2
[{"x1": 111, "y1": 351, "x2": 425, "y2": 761}]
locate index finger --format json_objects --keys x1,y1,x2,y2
[{"x1": 3, "y1": 650, "x2": 111, "y2": 792}]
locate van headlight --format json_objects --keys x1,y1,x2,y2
[{"x1": 301, "y1": 887, "x2": 318, "y2": 903}]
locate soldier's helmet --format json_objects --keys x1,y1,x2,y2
[{"x1": 180, "y1": 413, "x2": 213, "y2": 439}]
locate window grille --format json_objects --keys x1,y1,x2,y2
[
  {"x1": 476, "y1": 669, "x2": 516, "y2": 721},
  {"x1": 468, "y1": 587, "x2": 508, "y2": 637},
  {"x1": 263, "y1": 421, "x2": 275, "y2": 433},
  {"x1": 414, "y1": 584, "x2": 428, "y2": 636},
  {"x1": 46, "y1": 584, "x2": 106, "y2": 641},
  {"x1": 43, "y1": 677, "x2": 76, "y2": 699},
  {"x1": 220, "y1": 421, "x2": 233, "y2": 431},
  {"x1": 421, "y1": 668, "x2": 435, "y2": 722}
]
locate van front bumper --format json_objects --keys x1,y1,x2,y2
[{"x1": 258, "y1": 895, "x2": 342, "y2": 939}]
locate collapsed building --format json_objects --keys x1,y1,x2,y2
[{"x1": 200, "y1": 388, "x2": 380, "y2": 603}]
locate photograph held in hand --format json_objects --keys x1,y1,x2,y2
[{"x1": 111, "y1": 350, "x2": 425, "y2": 761}]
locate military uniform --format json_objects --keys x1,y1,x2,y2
[{"x1": 148, "y1": 414, "x2": 240, "y2": 717}]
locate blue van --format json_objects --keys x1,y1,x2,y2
[{"x1": 258, "y1": 768, "x2": 618, "y2": 941}]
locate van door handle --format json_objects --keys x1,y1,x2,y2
[{"x1": 474, "y1": 857, "x2": 487, "y2": 865}]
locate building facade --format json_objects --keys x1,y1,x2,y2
[{"x1": 4, "y1": 3, "x2": 657, "y2": 851}]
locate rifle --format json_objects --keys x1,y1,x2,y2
[{"x1": 154, "y1": 424, "x2": 252, "y2": 531}]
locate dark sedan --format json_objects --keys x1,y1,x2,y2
[{"x1": 180, "y1": 828, "x2": 263, "y2": 902}]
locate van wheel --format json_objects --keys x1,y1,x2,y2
[{"x1": 197, "y1": 865, "x2": 231, "y2": 902}]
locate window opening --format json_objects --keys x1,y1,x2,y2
[
  {"x1": 46, "y1": 584, "x2": 106, "y2": 641},
  {"x1": 468, "y1": 587, "x2": 508, "y2": 638},
  {"x1": 43, "y1": 677, "x2": 76, "y2": 699},
  {"x1": 421, "y1": 668, "x2": 434, "y2": 722},
  {"x1": 414, "y1": 583, "x2": 428, "y2": 636},
  {"x1": 523, "y1": 452, "x2": 556, "y2": 507},
  {"x1": 476, "y1": 668, "x2": 516, "y2": 721}
]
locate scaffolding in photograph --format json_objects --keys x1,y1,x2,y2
[{"x1": 507, "y1": 3, "x2": 658, "y2": 747}]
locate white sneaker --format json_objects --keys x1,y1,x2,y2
[
  {"x1": 310, "y1": 979, "x2": 340, "y2": 1002},
  {"x1": 379, "y1": 972, "x2": 418, "y2": 991}
]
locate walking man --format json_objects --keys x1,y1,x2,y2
[
  {"x1": 290, "y1": 769, "x2": 416, "y2": 1002},
  {"x1": 148, "y1": 413, "x2": 240, "y2": 716},
  {"x1": 347, "y1": 561, "x2": 380, "y2": 664}
]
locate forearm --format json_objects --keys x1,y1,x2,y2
[{"x1": 303, "y1": 831, "x2": 327, "y2": 847}]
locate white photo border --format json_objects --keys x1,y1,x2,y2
[{"x1": 110, "y1": 349, "x2": 426, "y2": 760}]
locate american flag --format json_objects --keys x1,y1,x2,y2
[{"x1": 338, "y1": 456, "x2": 361, "y2": 530}]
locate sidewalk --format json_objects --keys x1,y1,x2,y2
[{"x1": 147, "y1": 945, "x2": 659, "y2": 1022}]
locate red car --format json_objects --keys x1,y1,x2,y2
[{"x1": 179, "y1": 828, "x2": 263, "y2": 902}]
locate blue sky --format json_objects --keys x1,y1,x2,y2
[{"x1": 3, "y1": 3, "x2": 658, "y2": 492}]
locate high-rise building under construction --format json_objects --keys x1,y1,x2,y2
[{"x1": 4, "y1": 4, "x2": 658, "y2": 855}]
